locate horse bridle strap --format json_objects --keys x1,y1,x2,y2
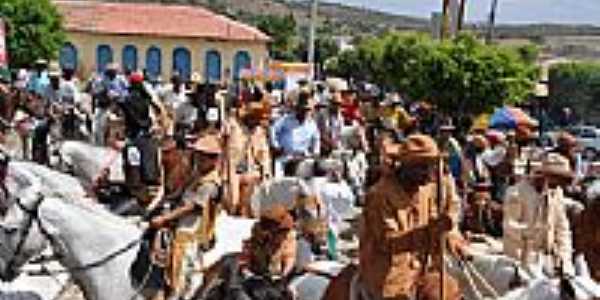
[
  {"x1": 6, "y1": 194, "x2": 45, "y2": 275},
  {"x1": 9, "y1": 195, "x2": 142, "y2": 276}
]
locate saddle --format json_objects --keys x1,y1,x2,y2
[{"x1": 130, "y1": 228, "x2": 172, "y2": 293}]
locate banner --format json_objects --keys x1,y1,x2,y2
[{"x1": 0, "y1": 18, "x2": 6, "y2": 67}]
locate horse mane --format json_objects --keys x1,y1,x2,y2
[{"x1": 54, "y1": 195, "x2": 134, "y2": 226}]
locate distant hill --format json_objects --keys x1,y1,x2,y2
[{"x1": 72, "y1": 0, "x2": 600, "y2": 38}]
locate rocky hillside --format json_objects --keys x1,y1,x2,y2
[
  {"x1": 75, "y1": 0, "x2": 430, "y2": 35},
  {"x1": 74, "y1": 0, "x2": 600, "y2": 38}
]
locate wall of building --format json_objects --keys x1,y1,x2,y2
[{"x1": 63, "y1": 31, "x2": 269, "y2": 81}]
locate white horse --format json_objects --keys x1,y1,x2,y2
[
  {"x1": 0, "y1": 191, "x2": 337, "y2": 300},
  {"x1": 54, "y1": 140, "x2": 124, "y2": 188},
  {"x1": 447, "y1": 246, "x2": 600, "y2": 300}
]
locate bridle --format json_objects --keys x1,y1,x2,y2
[
  {"x1": 2, "y1": 194, "x2": 142, "y2": 278},
  {"x1": 3, "y1": 193, "x2": 46, "y2": 279}
]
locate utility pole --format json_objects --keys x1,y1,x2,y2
[
  {"x1": 307, "y1": 0, "x2": 318, "y2": 81},
  {"x1": 486, "y1": 0, "x2": 499, "y2": 44},
  {"x1": 441, "y1": 0, "x2": 451, "y2": 40},
  {"x1": 458, "y1": 0, "x2": 467, "y2": 31}
]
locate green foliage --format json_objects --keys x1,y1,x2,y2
[
  {"x1": 549, "y1": 62, "x2": 600, "y2": 122},
  {"x1": 254, "y1": 14, "x2": 297, "y2": 61},
  {"x1": 328, "y1": 32, "x2": 539, "y2": 117},
  {"x1": 0, "y1": 0, "x2": 66, "y2": 69}
]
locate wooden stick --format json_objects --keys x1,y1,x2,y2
[{"x1": 437, "y1": 154, "x2": 447, "y2": 300}]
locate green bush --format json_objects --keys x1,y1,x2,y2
[{"x1": 327, "y1": 32, "x2": 539, "y2": 118}]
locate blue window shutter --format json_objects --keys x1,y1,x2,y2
[
  {"x1": 146, "y1": 46, "x2": 162, "y2": 80},
  {"x1": 173, "y1": 47, "x2": 191, "y2": 80},
  {"x1": 96, "y1": 45, "x2": 113, "y2": 73},
  {"x1": 122, "y1": 45, "x2": 138, "y2": 72}
]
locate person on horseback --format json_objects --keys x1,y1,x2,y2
[
  {"x1": 117, "y1": 71, "x2": 162, "y2": 209},
  {"x1": 150, "y1": 133, "x2": 223, "y2": 298},
  {"x1": 93, "y1": 63, "x2": 128, "y2": 146},
  {"x1": 203, "y1": 204, "x2": 296, "y2": 300},
  {"x1": 270, "y1": 89, "x2": 320, "y2": 177},
  {"x1": 357, "y1": 134, "x2": 468, "y2": 300},
  {"x1": 503, "y1": 153, "x2": 575, "y2": 277}
]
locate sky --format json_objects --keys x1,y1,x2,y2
[{"x1": 321, "y1": 0, "x2": 600, "y2": 25}]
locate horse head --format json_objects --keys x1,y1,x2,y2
[{"x1": 0, "y1": 192, "x2": 50, "y2": 282}]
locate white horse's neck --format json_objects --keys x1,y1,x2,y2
[{"x1": 39, "y1": 197, "x2": 141, "y2": 300}]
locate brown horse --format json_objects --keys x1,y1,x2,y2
[{"x1": 573, "y1": 197, "x2": 600, "y2": 281}]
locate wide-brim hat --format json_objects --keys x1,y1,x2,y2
[
  {"x1": 190, "y1": 72, "x2": 203, "y2": 84},
  {"x1": 261, "y1": 204, "x2": 294, "y2": 230},
  {"x1": 440, "y1": 124, "x2": 456, "y2": 131},
  {"x1": 35, "y1": 59, "x2": 48, "y2": 66},
  {"x1": 241, "y1": 102, "x2": 270, "y2": 121},
  {"x1": 535, "y1": 153, "x2": 574, "y2": 179},
  {"x1": 471, "y1": 134, "x2": 489, "y2": 149},
  {"x1": 48, "y1": 62, "x2": 61, "y2": 77},
  {"x1": 189, "y1": 134, "x2": 221, "y2": 154},
  {"x1": 557, "y1": 131, "x2": 578, "y2": 148},
  {"x1": 13, "y1": 110, "x2": 30, "y2": 123},
  {"x1": 105, "y1": 63, "x2": 119, "y2": 71},
  {"x1": 397, "y1": 134, "x2": 441, "y2": 163}
]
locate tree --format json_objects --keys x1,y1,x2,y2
[
  {"x1": 255, "y1": 14, "x2": 297, "y2": 61},
  {"x1": 327, "y1": 32, "x2": 539, "y2": 118},
  {"x1": 549, "y1": 62, "x2": 600, "y2": 123},
  {"x1": 0, "y1": 0, "x2": 65, "y2": 69}
]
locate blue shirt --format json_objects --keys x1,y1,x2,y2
[
  {"x1": 270, "y1": 114, "x2": 320, "y2": 156},
  {"x1": 27, "y1": 71, "x2": 49, "y2": 96}
]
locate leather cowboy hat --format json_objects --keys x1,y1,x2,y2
[
  {"x1": 557, "y1": 131, "x2": 578, "y2": 148},
  {"x1": 535, "y1": 153, "x2": 574, "y2": 179},
  {"x1": 261, "y1": 204, "x2": 294, "y2": 230},
  {"x1": 396, "y1": 134, "x2": 441, "y2": 163},
  {"x1": 189, "y1": 134, "x2": 221, "y2": 155}
]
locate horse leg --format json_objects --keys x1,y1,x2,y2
[{"x1": 321, "y1": 265, "x2": 356, "y2": 300}]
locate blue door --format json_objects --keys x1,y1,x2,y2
[
  {"x1": 173, "y1": 47, "x2": 191, "y2": 80},
  {"x1": 205, "y1": 50, "x2": 222, "y2": 83},
  {"x1": 59, "y1": 43, "x2": 78, "y2": 71},
  {"x1": 96, "y1": 45, "x2": 113, "y2": 73},
  {"x1": 122, "y1": 45, "x2": 138, "y2": 72},
  {"x1": 233, "y1": 51, "x2": 251, "y2": 81},
  {"x1": 146, "y1": 46, "x2": 161, "y2": 80}
]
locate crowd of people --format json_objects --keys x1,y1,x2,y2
[{"x1": 0, "y1": 60, "x2": 599, "y2": 300}]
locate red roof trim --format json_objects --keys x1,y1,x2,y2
[{"x1": 54, "y1": 0, "x2": 270, "y2": 42}]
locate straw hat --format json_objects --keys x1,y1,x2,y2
[
  {"x1": 536, "y1": 153, "x2": 574, "y2": 179},
  {"x1": 190, "y1": 72, "x2": 203, "y2": 84},
  {"x1": 48, "y1": 62, "x2": 61, "y2": 77},
  {"x1": 471, "y1": 135, "x2": 489, "y2": 150},
  {"x1": 189, "y1": 134, "x2": 221, "y2": 154},
  {"x1": 105, "y1": 63, "x2": 119, "y2": 71},
  {"x1": 261, "y1": 204, "x2": 294, "y2": 230},
  {"x1": 396, "y1": 134, "x2": 440, "y2": 163}
]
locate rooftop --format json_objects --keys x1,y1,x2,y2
[{"x1": 54, "y1": 0, "x2": 270, "y2": 42}]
